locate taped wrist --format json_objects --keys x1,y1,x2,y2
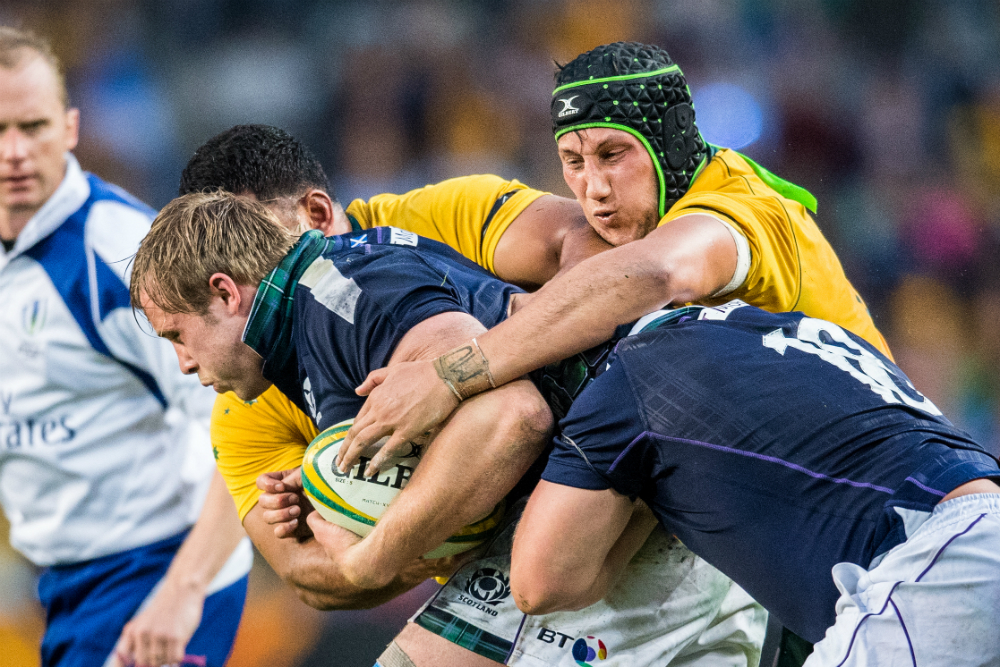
[{"x1": 433, "y1": 340, "x2": 496, "y2": 401}]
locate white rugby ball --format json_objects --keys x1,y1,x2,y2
[{"x1": 302, "y1": 419, "x2": 504, "y2": 558}]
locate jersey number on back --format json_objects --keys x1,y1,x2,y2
[{"x1": 762, "y1": 318, "x2": 942, "y2": 417}]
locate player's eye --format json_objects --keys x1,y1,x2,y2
[{"x1": 20, "y1": 120, "x2": 48, "y2": 135}]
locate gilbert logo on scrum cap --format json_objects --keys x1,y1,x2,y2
[
  {"x1": 552, "y1": 90, "x2": 592, "y2": 124},
  {"x1": 556, "y1": 95, "x2": 581, "y2": 118}
]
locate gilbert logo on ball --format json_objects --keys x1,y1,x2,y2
[{"x1": 302, "y1": 419, "x2": 504, "y2": 558}]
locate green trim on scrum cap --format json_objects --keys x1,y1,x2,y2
[
  {"x1": 552, "y1": 65, "x2": 682, "y2": 94},
  {"x1": 555, "y1": 121, "x2": 669, "y2": 217}
]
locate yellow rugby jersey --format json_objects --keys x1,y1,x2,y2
[
  {"x1": 214, "y1": 175, "x2": 546, "y2": 518},
  {"x1": 663, "y1": 149, "x2": 890, "y2": 357},
  {"x1": 213, "y1": 386, "x2": 318, "y2": 521},
  {"x1": 347, "y1": 175, "x2": 547, "y2": 275}
]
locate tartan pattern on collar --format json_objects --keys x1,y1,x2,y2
[{"x1": 242, "y1": 229, "x2": 328, "y2": 370}]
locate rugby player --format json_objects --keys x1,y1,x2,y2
[
  {"x1": 186, "y1": 126, "x2": 771, "y2": 667},
  {"x1": 176, "y1": 124, "x2": 606, "y2": 596},
  {"x1": 343, "y1": 38, "x2": 889, "y2": 464},
  {"x1": 509, "y1": 301, "x2": 1000, "y2": 667},
  {"x1": 132, "y1": 191, "x2": 767, "y2": 667}
]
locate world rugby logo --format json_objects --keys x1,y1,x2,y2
[{"x1": 464, "y1": 568, "x2": 511, "y2": 605}]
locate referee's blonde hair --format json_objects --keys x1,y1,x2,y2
[{"x1": 131, "y1": 191, "x2": 295, "y2": 315}]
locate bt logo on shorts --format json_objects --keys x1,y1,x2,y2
[
  {"x1": 535, "y1": 628, "x2": 608, "y2": 665},
  {"x1": 572, "y1": 636, "x2": 608, "y2": 666}
]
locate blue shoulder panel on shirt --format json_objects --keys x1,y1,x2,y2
[
  {"x1": 85, "y1": 173, "x2": 158, "y2": 218},
  {"x1": 25, "y1": 174, "x2": 167, "y2": 408}
]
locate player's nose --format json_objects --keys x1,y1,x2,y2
[
  {"x1": 172, "y1": 343, "x2": 198, "y2": 375},
  {"x1": 0, "y1": 129, "x2": 30, "y2": 162},
  {"x1": 583, "y1": 163, "x2": 611, "y2": 200}
]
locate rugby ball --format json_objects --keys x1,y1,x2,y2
[{"x1": 302, "y1": 419, "x2": 504, "y2": 558}]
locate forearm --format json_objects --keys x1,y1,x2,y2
[
  {"x1": 345, "y1": 380, "x2": 552, "y2": 588},
  {"x1": 481, "y1": 242, "x2": 672, "y2": 383},
  {"x1": 244, "y1": 504, "x2": 431, "y2": 610},
  {"x1": 512, "y1": 484, "x2": 650, "y2": 615},
  {"x1": 161, "y1": 470, "x2": 246, "y2": 597},
  {"x1": 467, "y1": 214, "x2": 736, "y2": 387},
  {"x1": 280, "y1": 539, "x2": 426, "y2": 610}
]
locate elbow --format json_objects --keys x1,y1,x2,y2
[
  {"x1": 510, "y1": 557, "x2": 590, "y2": 616},
  {"x1": 512, "y1": 579, "x2": 588, "y2": 616},
  {"x1": 506, "y1": 388, "x2": 555, "y2": 459},
  {"x1": 513, "y1": 588, "x2": 557, "y2": 616}
]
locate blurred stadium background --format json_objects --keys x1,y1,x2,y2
[{"x1": 2, "y1": 1, "x2": 999, "y2": 665}]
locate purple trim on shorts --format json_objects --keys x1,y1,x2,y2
[
  {"x1": 916, "y1": 513, "x2": 986, "y2": 581},
  {"x1": 904, "y1": 476, "x2": 946, "y2": 497},
  {"x1": 835, "y1": 512, "x2": 987, "y2": 666},
  {"x1": 636, "y1": 433, "x2": 895, "y2": 494},
  {"x1": 834, "y1": 580, "x2": 904, "y2": 667},
  {"x1": 506, "y1": 614, "x2": 528, "y2": 664},
  {"x1": 888, "y1": 598, "x2": 917, "y2": 667}
]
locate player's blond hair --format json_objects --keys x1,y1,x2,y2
[
  {"x1": 131, "y1": 191, "x2": 295, "y2": 315},
  {"x1": 0, "y1": 26, "x2": 70, "y2": 108}
]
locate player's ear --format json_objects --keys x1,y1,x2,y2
[
  {"x1": 301, "y1": 189, "x2": 339, "y2": 235},
  {"x1": 207, "y1": 273, "x2": 242, "y2": 312},
  {"x1": 65, "y1": 108, "x2": 80, "y2": 151}
]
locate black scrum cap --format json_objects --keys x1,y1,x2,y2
[{"x1": 552, "y1": 42, "x2": 709, "y2": 217}]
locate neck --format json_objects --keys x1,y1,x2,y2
[{"x1": 330, "y1": 203, "x2": 352, "y2": 235}]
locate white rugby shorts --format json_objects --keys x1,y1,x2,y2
[
  {"x1": 806, "y1": 493, "x2": 1000, "y2": 667},
  {"x1": 411, "y1": 499, "x2": 767, "y2": 667}
]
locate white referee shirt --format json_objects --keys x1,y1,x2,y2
[{"x1": 0, "y1": 155, "x2": 218, "y2": 566}]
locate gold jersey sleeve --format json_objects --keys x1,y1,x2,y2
[
  {"x1": 661, "y1": 149, "x2": 891, "y2": 357},
  {"x1": 346, "y1": 175, "x2": 548, "y2": 274},
  {"x1": 211, "y1": 386, "x2": 319, "y2": 521}
]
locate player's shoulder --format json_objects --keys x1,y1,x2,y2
[
  {"x1": 351, "y1": 175, "x2": 527, "y2": 211},
  {"x1": 684, "y1": 150, "x2": 814, "y2": 216},
  {"x1": 85, "y1": 173, "x2": 157, "y2": 217},
  {"x1": 407, "y1": 174, "x2": 531, "y2": 199},
  {"x1": 680, "y1": 150, "x2": 766, "y2": 199},
  {"x1": 211, "y1": 386, "x2": 305, "y2": 435},
  {"x1": 311, "y1": 231, "x2": 426, "y2": 284}
]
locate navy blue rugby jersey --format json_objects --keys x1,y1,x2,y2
[
  {"x1": 542, "y1": 301, "x2": 1000, "y2": 644},
  {"x1": 259, "y1": 227, "x2": 522, "y2": 429}
]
